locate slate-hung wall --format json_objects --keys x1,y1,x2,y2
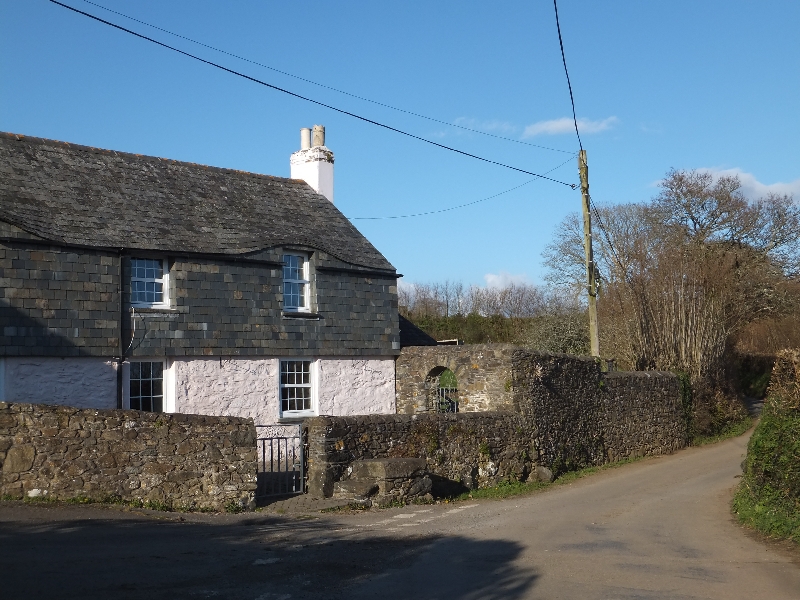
[
  {"x1": 0, "y1": 232, "x2": 120, "y2": 357},
  {"x1": 0, "y1": 236, "x2": 398, "y2": 359},
  {"x1": 123, "y1": 250, "x2": 398, "y2": 358}
]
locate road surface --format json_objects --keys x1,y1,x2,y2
[{"x1": 1, "y1": 431, "x2": 798, "y2": 599}]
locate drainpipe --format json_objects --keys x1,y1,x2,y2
[{"x1": 116, "y1": 249, "x2": 124, "y2": 409}]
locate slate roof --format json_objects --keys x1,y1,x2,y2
[
  {"x1": 399, "y1": 315, "x2": 438, "y2": 347},
  {"x1": 0, "y1": 132, "x2": 394, "y2": 271}
]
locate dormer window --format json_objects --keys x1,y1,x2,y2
[
  {"x1": 131, "y1": 257, "x2": 169, "y2": 308},
  {"x1": 282, "y1": 253, "x2": 310, "y2": 312}
]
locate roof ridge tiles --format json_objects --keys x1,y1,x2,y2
[{"x1": 0, "y1": 131, "x2": 300, "y2": 185}]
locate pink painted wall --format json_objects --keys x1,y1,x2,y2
[
  {"x1": 173, "y1": 357, "x2": 395, "y2": 424},
  {"x1": 317, "y1": 358, "x2": 395, "y2": 416}
]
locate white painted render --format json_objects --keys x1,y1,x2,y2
[
  {"x1": 317, "y1": 358, "x2": 396, "y2": 416},
  {"x1": 173, "y1": 357, "x2": 395, "y2": 424},
  {"x1": 3, "y1": 357, "x2": 117, "y2": 409},
  {"x1": 290, "y1": 146, "x2": 334, "y2": 203},
  {"x1": 173, "y1": 357, "x2": 280, "y2": 425},
  {"x1": 2, "y1": 356, "x2": 395, "y2": 423}
]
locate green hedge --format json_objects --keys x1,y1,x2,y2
[{"x1": 733, "y1": 350, "x2": 800, "y2": 543}]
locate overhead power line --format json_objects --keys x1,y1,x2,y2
[
  {"x1": 588, "y1": 196, "x2": 626, "y2": 275},
  {"x1": 49, "y1": 1, "x2": 578, "y2": 188},
  {"x1": 553, "y1": 0, "x2": 583, "y2": 151},
  {"x1": 350, "y1": 154, "x2": 576, "y2": 220},
  {"x1": 78, "y1": 0, "x2": 574, "y2": 155}
]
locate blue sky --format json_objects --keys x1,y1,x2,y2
[{"x1": 2, "y1": 1, "x2": 798, "y2": 288}]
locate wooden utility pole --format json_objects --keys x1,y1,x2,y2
[{"x1": 579, "y1": 149, "x2": 600, "y2": 357}]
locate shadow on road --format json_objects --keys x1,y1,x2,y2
[{"x1": 0, "y1": 504, "x2": 538, "y2": 600}]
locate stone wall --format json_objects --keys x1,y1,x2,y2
[
  {"x1": 395, "y1": 345, "x2": 516, "y2": 414},
  {"x1": 512, "y1": 350, "x2": 686, "y2": 474},
  {"x1": 0, "y1": 402, "x2": 257, "y2": 511},
  {"x1": 304, "y1": 348, "x2": 685, "y2": 499},
  {"x1": 306, "y1": 412, "x2": 535, "y2": 498}
]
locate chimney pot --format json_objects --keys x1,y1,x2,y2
[
  {"x1": 312, "y1": 124, "x2": 325, "y2": 147},
  {"x1": 300, "y1": 128, "x2": 311, "y2": 150}
]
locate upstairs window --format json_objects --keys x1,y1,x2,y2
[
  {"x1": 131, "y1": 257, "x2": 169, "y2": 308},
  {"x1": 282, "y1": 254, "x2": 310, "y2": 312}
]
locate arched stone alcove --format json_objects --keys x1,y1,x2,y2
[
  {"x1": 395, "y1": 345, "x2": 516, "y2": 414},
  {"x1": 424, "y1": 366, "x2": 459, "y2": 413}
]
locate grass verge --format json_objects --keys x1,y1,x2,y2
[
  {"x1": 454, "y1": 455, "x2": 647, "y2": 502},
  {"x1": 732, "y1": 483, "x2": 800, "y2": 545},
  {"x1": 692, "y1": 415, "x2": 754, "y2": 446}
]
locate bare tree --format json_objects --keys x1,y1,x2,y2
[{"x1": 544, "y1": 169, "x2": 799, "y2": 382}]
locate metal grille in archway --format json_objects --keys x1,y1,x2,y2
[{"x1": 427, "y1": 367, "x2": 459, "y2": 413}]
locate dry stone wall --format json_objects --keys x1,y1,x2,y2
[
  {"x1": 314, "y1": 348, "x2": 687, "y2": 498},
  {"x1": 512, "y1": 350, "x2": 686, "y2": 474},
  {"x1": 0, "y1": 402, "x2": 257, "y2": 511},
  {"x1": 306, "y1": 413, "x2": 535, "y2": 498}
]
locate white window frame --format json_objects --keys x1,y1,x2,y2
[
  {"x1": 130, "y1": 257, "x2": 170, "y2": 309},
  {"x1": 282, "y1": 253, "x2": 311, "y2": 313},
  {"x1": 278, "y1": 359, "x2": 317, "y2": 419},
  {"x1": 122, "y1": 359, "x2": 175, "y2": 413}
]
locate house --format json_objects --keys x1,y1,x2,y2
[{"x1": 0, "y1": 128, "x2": 400, "y2": 425}]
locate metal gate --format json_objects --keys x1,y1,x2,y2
[
  {"x1": 435, "y1": 386, "x2": 459, "y2": 413},
  {"x1": 255, "y1": 424, "x2": 305, "y2": 498}
]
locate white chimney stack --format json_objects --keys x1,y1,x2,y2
[{"x1": 290, "y1": 125, "x2": 334, "y2": 203}]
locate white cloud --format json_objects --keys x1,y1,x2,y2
[
  {"x1": 453, "y1": 117, "x2": 517, "y2": 134},
  {"x1": 639, "y1": 122, "x2": 663, "y2": 134},
  {"x1": 483, "y1": 271, "x2": 532, "y2": 288},
  {"x1": 698, "y1": 167, "x2": 800, "y2": 200},
  {"x1": 397, "y1": 278, "x2": 414, "y2": 294},
  {"x1": 522, "y1": 116, "x2": 618, "y2": 138}
]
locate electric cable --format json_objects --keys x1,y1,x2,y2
[
  {"x1": 77, "y1": 0, "x2": 574, "y2": 155},
  {"x1": 49, "y1": 0, "x2": 578, "y2": 188},
  {"x1": 553, "y1": 0, "x2": 583, "y2": 151},
  {"x1": 349, "y1": 154, "x2": 576, "y2": 220},
  {"x1": 588, "y1": 196, "x2": 627, "y2": 276}
]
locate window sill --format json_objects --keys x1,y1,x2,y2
[
  {"x1": 131, "y1": 306, "x2": 186, "y2": 314},
  {"x1": 282, "y1": 311, "x2": 321, "y2": 320},
  {"x1": 278, "y1": 414, "x2": 316, "y2": 423}
]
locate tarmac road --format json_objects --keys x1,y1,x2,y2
[{"x1": 1, "y1": 432, "x2": 798, "y2": 600}]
